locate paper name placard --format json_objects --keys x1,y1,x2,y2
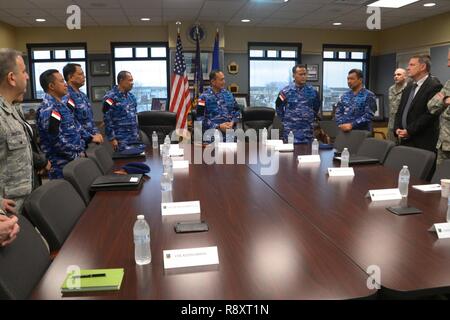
[
  {"x1": 129, "y1": 177, "x2": 139, "y2": 183},
  {"x1": 217, "y1": 142, "x2": 237, "y2": 149},
  {"x1": 328, "y1": 167, "x2": 354, "y2": 177},
  {"x1": 366, "y1": 188, "x2": 402, "y2": 201},
  {"x1": 161, "y1": 201, "x2": 201, "y2": 216},
  {"x1": 429, "y1": 223, "x2": 450, "y2": 239},
  {"x1": 265, "y1": 140, "x2": 284, "y2": 146},
  {"x1": 298, "y1": 155, "x2": 321, "y2": 163},
  {"x1": 163, "y1": 246, "x2": 219, "y2": 269},
  {"x1": 412, "y1": 184, "x2": 441, "y2": 192},
  {"x1": 274, "y1": 144, "x2": 294, "y2": 152},
  {"x1": 172, "y1": 160, "x2": 189, "y2": 169},
  {"x1": 169, "y1": 148, "x2": 184, "y2": 157},
  {"x1": 160, "y1": 144, "x2": 180, "y2": 152}
]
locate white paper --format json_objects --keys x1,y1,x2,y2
[
  {"x1": 412, "y1": 184, "x2": 441, "y2": 192},
  {"x1": 429, "y1": 223, "x2": 450, "y2": 239},
  {"x1": 173, "y1": 160, "x2": 189, "y2": 169},
  {"x1": 129, "y1": 177, "x2": 139, "y2": 183},
  {"x1": 161, "y1": 201, "x2": 201, "y2": 216},
  {"x1": 274, "y1": 144, "x2": 294, "y2": 152},
  {"x1": 367, "y1": 188, "x2": 402, "y2": 201},
  {"x1": 265, "y1": 140, "x2": 284, "y2": 146},
  {"x1": 163, "y1": 246, "x2": 219, "y2": 269},
  {"x1": 160, "y1": 144, "x2": 180, "y2": 152},
  {"x1": 298, "y1": 155, "x2": 321, "y2": 163},
  {"x1": 327, "y1": 167, "x2": 354, "y2": 177},
  {"x1": 169, "y1": 148, "x2": 184, "y2": 157},
  {"x1": 217, "y1": 142, "x2": 237, "y2": 149}
]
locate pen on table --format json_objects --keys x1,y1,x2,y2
[{"x1": 72, "y1": 273, "x2": 106, "y2": 279}]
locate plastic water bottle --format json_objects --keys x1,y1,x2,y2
[
  {"x1": 163, "y1": 155, "x2": 173, "y2": 181},
  {"x1": 164, "y1": 135, "x2": 170, "y2": 145},
  {"x1": 261, "y1": 128, "x2": 268, "y2": 144},
  {"x1": 341, "y1": 148, "x2": 350, "y2": 168},
  {"x1": 288, "y1": 131, "x2": 294, "y2": 144},
  {"x1": 160, "y1": 172, "x2": 173, "y2": 203},
  {"x1": 312, "y1": 138, "x2": 319, "y2": 155},
  {"x1": 398, "y1": 165, "x2": 410, "y2": 197},
  {"x1": 133, "y1": 215, "x2": 151, "y2": 265},
  {"x1": 447, "y1": 198, "x2": 450, "y2": 223},
  {"x1": 152, "y1": 131, "x2": 158, "y2": 149}
]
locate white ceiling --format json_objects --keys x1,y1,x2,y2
[{"x1": 0, "y1": 0, "x2": 449, "y2": 30}]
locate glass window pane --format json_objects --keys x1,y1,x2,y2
[
  {"x1": 54, "y1": 50, "x2": 66, "y2": 59},
  {"x1": 323, "y1": 51, "x2": 334, "y2": 59},
  {"x1": 136, "y1": 47, "x2": 148, "y2": 58},
  {"x1": 249, "y1": 50, "x2": 264, "y2": 58},
  {"x1": 249, "y1": 60, "x2": 295, "y2": 108},
  {"x1": 351, "y1": 52, "x2": 364, "y2": 59},
  {"x1": 33, "y1": 50, "x2": 50, "y2": 60},
  {"x1": 70, "y1": 49, "x2": 85, "y2": 59},
  {"x1": 281, "y1": 50, "x2": 296, "y2": 58},
  {"x1": 114, "y1": 60, "x2": 168, "y2": 112},
  {"x1": 114, "y1": 47, "x2": 133, "y2": 58},
  {"x1": 267, "y1": 50, "x2": 277, "y2": 58},
  {"x1": 338, "y1": 51, "x2": 347, "y2": 59},
  {"x1": 151, "y1": 47, "x2": 166, "y2": 58},
  {"x1": 33, "y1": 61, "x2": 87, "y2": 99},
  {"x1": 322, "y1": 61, "x2": 363, "y2": 112}
]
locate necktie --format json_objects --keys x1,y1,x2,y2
[{"x1": 401, "y1": 83, "x2": 418, "y2": 128}]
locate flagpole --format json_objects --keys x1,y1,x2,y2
[{"x1": 176, "y1": 21, "x2": 181, "y2": 35}]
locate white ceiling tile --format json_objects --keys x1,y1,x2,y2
[
  {"x1": 86, "y1": 8, "x2": 126, "y2": 17},
  {"x1": 163, "y1": 0, "x2": 205, "y2": 9},
  {"x1": 28, "y1": 0, "x2": 74, "y2": 9},
  {"x1": 74, "y1": 0, "x2": 121, "y2": 9},
  {"x1": 0, "y1": 0, "x2": 36, "y2": 9}
]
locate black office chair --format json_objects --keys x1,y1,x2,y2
[
  {"x1": 383, "y1": 146, "x2": 436, "y2": 180},
  {"x1": 63, "y1": 158, "x2": 103, "y2": 205},
  {"x1": 24, "y1": 180, "x2": 86, "y2": 252},
  {"x1": 318, "y1": 120, "x2": 339, "y2": 142},
  {"x1": 86, "y1": 144, "x2": 114, "y2": 174},
  {"x1": 139, "y1": 129, "x2": 151, "y2": 145},
  {"x1": 241, "y1": 107, "x2": 283, "y2": 140},
  {"x1": 0, "y1": 216, "x2": 51, "y2": 300},
  {"x1": 333, "y1": 130, "x2": 371, "y2": 154},
  {"x1": 356, "y1": 138, "x2": 395, "y2": 164},
  {"x1": 431, "y1": 159, "x2": 450, "y2": 184},
  {"x1": 138, "y1": 111, "x2": 177, "y2": 144}
]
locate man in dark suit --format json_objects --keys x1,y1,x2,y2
[{"x1": 394, "y1": 55, "x2": 443, "y2": 152}]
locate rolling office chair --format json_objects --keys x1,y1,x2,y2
[
  {"x1": 333, "y1": 130, "x2": 371, "y2": 154},
  {"x1": 355, "y1": 138, "x2": 395, "y2": 164},
  {"x1": 85, "y1": 143, "x2": 114, "y2": 174},
  {"x1": 431, "y1": 159, "x2": 450, "y2": 184},
  {"x1": 241, "y1": 107, "x2": 283, "y2": 140},
  {"x1": 138, "y1": 111, "x2": 177, "y2": 144},
  {"x1": 383, "y1": 146, "x2": 436, "y2": 180}
]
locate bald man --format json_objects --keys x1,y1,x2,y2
[{"x1": 387, "y1": 68, "x2": 408, "y2": 143}]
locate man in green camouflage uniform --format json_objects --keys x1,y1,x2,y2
[
  {"x1": 387, "y1": 68, "x2": 407, "y2": 143},
  {"x1": 0, "y1": 48, "x2": 33, "y2": 214},
  {"x1": 428, "y1": 49, "x2": 450, "y2": 165}
]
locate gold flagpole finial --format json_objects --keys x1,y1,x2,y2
[{"x1": 176, "y1": 21, "x2": 181, "y2": 34}]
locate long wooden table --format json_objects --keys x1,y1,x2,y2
[
  {"x1": 248, "y1": 144, "x2": 450, "y2": 298},
  {"x1": 31, "y1": 145, "x2": 374, "y2": 299}
]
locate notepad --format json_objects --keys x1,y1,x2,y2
[{"x1": 61, "y1": 268, "x2": 124, "y2": 293}]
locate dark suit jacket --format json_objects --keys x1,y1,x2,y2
[{"x1": 394, "y1": 75, "x2": 442, "y2": 151}]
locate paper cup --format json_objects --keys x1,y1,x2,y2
[{"x1": 441, "y1": 179, "x2": 450, "y2": 197}]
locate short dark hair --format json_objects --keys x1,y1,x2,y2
[
  {"x1": 209, "y1": 70, "x2": 223, "y2": 81},
  {"x1": 117, "y1": 70, "x2": 130, "y2": 84},
  {"x1": 63, "y1": 63, "x2": 81, "y2": 81},
  {"x1": 39, "y1": 69, "x2": 59, "y2": 93},
  {"x1": 0, "y1": 48, "x2": 22, "y2": 85},
  {"x1": 292, "y1": 64, "x2": 307, "y2": 74},
  {"x1": 348, "y1": 69, "x2": 364, "y2": 79},
  {"x1": 411, "y1": 54, "x2": 431, "y2": 72}
]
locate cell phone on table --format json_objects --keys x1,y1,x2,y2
[{"x1": 174, "y1": 221, "x2": 209, "y2": 233}]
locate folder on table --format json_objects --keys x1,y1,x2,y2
[
  {"x1": 90, "y1": 174, "x2": 143, "y2": 191},
  {"x1": 61, "y1": 268, "x2": 124, "y2": 293}
]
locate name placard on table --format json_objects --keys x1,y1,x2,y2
[
  {"x1": 412, "y1": 184, "x2": 441, "y2": 192},
  {"x1": 217, "y1": 142, "x2": 237, "y2": 150},
  {"x1": 327, "y1": 167, "x2": 354, "y2": 176},
  {"x1": 298, "y1": 155, "x2": 321, "y2": 163},
  {"x1": 161, "y1": 201, "x2": 201, "y2": 216},
  {"x1": 163, "y1": 246, "x2": 219, "y2": 269},
  {"x1": 274, "y1": 144, "x2": 294, "y2": 152},
  {"x1": 173, "y1": 160, "x2": 189, "y2": 169},
  {"x1": 366, "y1": 188, "x2": 402, "y2": 201},
  {"x1": 265, "y1": 140, "x2": 284, "y2": 147},
  {"x1": 429, "y1": 223, "x2": 450, "y2": 239}
]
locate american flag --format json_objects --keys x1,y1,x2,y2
[{"x1": 169, "y1": 33, "x2": 190, "y2": 130}]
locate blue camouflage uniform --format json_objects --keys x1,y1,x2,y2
[
  {"x1": 65, "y1": 85, "x2": 100, "y2": 143},
  {"x1": 196, "y1": 87, "x2": 241, "y2": 142},
  {"x1": 102, "y1": 86, "x2": 140, "y2": 151},
  {"x1": 37, "y1": 93, "x2": 85, "y2": 179},
  {"x1": 276, "y1": 83, "x2": 320, "y2": 143},
  {"x1": 335, "y1": 88, "x2": 376, "y2": 131}
]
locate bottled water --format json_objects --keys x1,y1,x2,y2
[
  {"x1": 312, "y1": 138, "x2": 319, "y2": 155},
  {"x1": 261, "y1": 128, "x2": 268, "y2": 144},
  {"x1": 163, "y1": 155, "x2": 173, "y2": 181},
  {"x1": 398, "y1": 165, "x2": 410, "y2": 197},
  {"x1": 133, "y1": 215, "x2": 151, "y2": 265},
  {"x1": 447, "y1": 198, "x2": 450, "y2": 223},
  {"x1": 164, "y1": 135, "x2": 171, "y2": 145},
  {"x1": 341, "y1": 148, "x2": 350, "y2": 168},
  {"x1": 152, "y1": 131, "x2": 158, "y2": 149},
  {"x1": 288, "y1": 131, "x2": 294, "y2": 144},
  {"x1": 160, "y1": 172, "x2": 173, "y2": 203}
]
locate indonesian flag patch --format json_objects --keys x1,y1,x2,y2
[
  {"x1": 278, "y1": 92, "x2": 286, "y2": 102},
  {"x1": 198, "y1": 99, "x2": 205, "y2": 107},
  {"x1": 51, "y1": 110, "x2": 61, "y2": 121},
  {"x1": 67, "y1": 98, "x2": 76, "y2": 108},
  {"x1": 105, "y1": 98, "x2": 114, "y2": 106}
]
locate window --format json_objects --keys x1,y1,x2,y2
[
  {"x1": 27, "y1": 43, "x2": 88, "y2": 99},
  {"x1": 248, "y1": 43, "x2": 301, "y2": 108},
  {"x1": 112, "y1": 43, "x2": 169, "y2": 112},
  {"x1": 322, "y1": 45, "x2": 371, "y2": 113}
]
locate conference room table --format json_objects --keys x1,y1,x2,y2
[
  {"x1": 31, "y1": 144, "x2": 375, "y2": 300},
  {"x1": 247, "y1": 144, "x2": 450, "y2": 298}
]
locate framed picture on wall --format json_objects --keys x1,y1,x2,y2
[
  {"x1": 373, "y1": 94, "x2": 384, "y2": 121},
  {"x1": 312, "y1": 85, "x2": 320, "y2": 96},
  {"x1": 234, "y1": 93, "x2": 248, "y2": 110},
  {"x1": 306, "y1": 64, "x2": 319, "y2": 81},
  {"x1": 185, "y1": 52, "x2": 211, "y2": 80},
  {"x1": 21, "y1": 99, "x2": 42, "y2": 125},
  {"x1": 91, "y1": 86, "x2": 111, "y2": 102},
  {"x1": 90, "y1": 60, "x2": 110, "y2": 76}
]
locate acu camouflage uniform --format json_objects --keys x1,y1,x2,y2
[{"x1": 387, "y1": 83, "x2": 407, "y2": 143}]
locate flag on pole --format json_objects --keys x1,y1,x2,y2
[
  {"x1": 193, "y1": 26, "x2": 203, "y2": 100},
  {"x1": 211, "y1": 29, "x2": 219, "y2": 71},
  {"x1": 169, "y1": 32, "x2": 191, "y2": 130}
]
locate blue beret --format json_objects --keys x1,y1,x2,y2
[{"x1": 122, "y1": 162, "x2": 150, "y2": 174}]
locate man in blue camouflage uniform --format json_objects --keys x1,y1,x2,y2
[
  {"x1": 335, "y1": 69, "x2": 376, "y2": 132},
  {"x1": 196, "y1": 70, "x2": 240, "y2": 142},
  {"x1": 63, "y1": 63, "x2": 103, "y2": 146},
  {"x1": 36, "y1": 69, "x2": 85, "y2": 179},
  {"x1": 102, "y1": 71, "x2": 140, "y2": 151},
  {"x1": 276, "y1": 64, "x2": 320, "y2": 143}
]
